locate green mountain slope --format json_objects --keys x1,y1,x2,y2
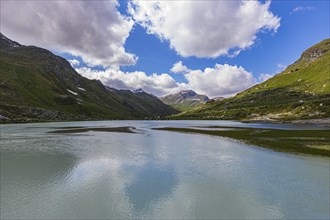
[
  {"x1": 173, "y1": 39, "x2": 330, "y2": 120},
  {"x1": 0, "y1": 33, "x2": 178, "y2": 122},
  {"x1": 161, "y1": 90, "x2": 209, "y2": 111}
]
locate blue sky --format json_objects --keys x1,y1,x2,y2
[
  {"x1": 1, "y1": 0, "x2": 329, "y2": 97},
  {"x1": 119, "y1": 0, "x2": 329, "y2": 81}
]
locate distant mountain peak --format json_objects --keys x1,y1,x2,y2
[
  {"x1": 176, "y1": 90, "x2": 197, "y2": 97},
  {"x1": 167, "y1": 89, "x2": 208, "y2": 99},
  {"x1": 161, "y1": 90, "x2": 209, "y2": 111}
]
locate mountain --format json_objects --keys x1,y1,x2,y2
[
  {"x1": 161, "y1": 90, "x2": 209, "y2": 111},
  {"x1": 0, "y1": 33, "x2": 178, "y2": 122},
  {"x1": 172, "y1": 39, "x2": 330, "y2": 120}
]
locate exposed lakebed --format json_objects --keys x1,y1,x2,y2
[
  {"x1": 154, "y1": 126, "x2": 330, "y2": 157},
  {"x1": 47, "y1": 126, "x2": 137, "y2": 134},
  {"x1": 1, "y1": 120, "x2": 329, "y2": 219}
]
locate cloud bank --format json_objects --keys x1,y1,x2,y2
[
  {"x1": 76, "y1": 67, "x2": 184, "y2": 96},
  {"x1": 129, "y1": 0, "x2": 280, "y2": 58},
  {"x1": 1, "y1": 1, "x2": 136, "y2": 67},
  {"x1": 76, "y1": 62, "x2": 259, "y2": 98}
]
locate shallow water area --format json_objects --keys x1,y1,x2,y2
[{"x1": 1, "y1": 120, "x2": 329, "y2": 219}]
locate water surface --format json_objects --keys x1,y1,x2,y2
[{"x1": 1, "y1": 120, "x2": 329, "y2": 219}]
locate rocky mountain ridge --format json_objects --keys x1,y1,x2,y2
[
  {"x1": 161, "y1": 90, "x2": 210, "y2": 111},
  {"x1": 0, "y1": 33, "x2": 178, "y2": 122}
]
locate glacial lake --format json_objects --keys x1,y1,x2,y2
[{"x1": 1, "y1": 120, "x2": 329, "y2": 219}]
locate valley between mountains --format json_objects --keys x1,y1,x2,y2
[{"x1": 0, "y1": 33, "x2": 329, "y2": 123}]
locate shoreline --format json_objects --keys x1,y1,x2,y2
[
  {"x1": 154, "y1": 126, "x2": 330, "y2": 157},
  {"x1": 2, "y1": 117, "x2": 330, "y2": 127},
  {"x1": 241, "y1": 117, "x2": 330, "y2": 127}
]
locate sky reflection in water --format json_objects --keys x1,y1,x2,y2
[{"x1": 1, "y1": 121, "x2": 329, "y2": 219}]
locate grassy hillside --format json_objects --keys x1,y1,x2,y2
[
  {"x1": 0, "y1": 33, "x2": 178, "y2": 122},
  {"x1": 172, "y1": 39, "x2": 330, "y2": 120}
]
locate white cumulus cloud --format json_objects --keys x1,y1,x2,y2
[
  {"x1": 170, "y1": 61, "x2": 191, "y2": 73},
  {"x1": 184, "y1": 64, "x2": 256, "y2": 97},
  {"x1": 1, "y1": 1, "x2": 136, "y2": 67},
  {"x1": 128, "y1": 0, "x2": 280, "y2": 58}
]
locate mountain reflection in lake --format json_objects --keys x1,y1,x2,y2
[{"x1": 1, "y1": 120, "x2": 329, "y2": 219}]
